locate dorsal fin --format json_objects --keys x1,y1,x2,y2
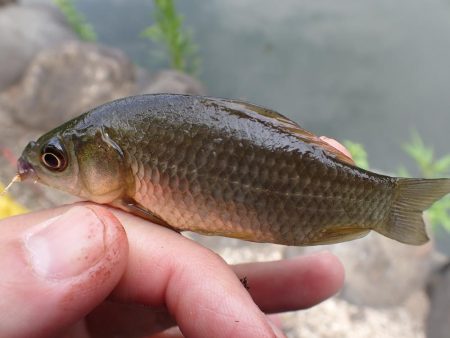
[{"x1": 213, "y1": 98, "x2": 355, "y2": 166}]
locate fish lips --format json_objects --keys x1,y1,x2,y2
[
  {"x1": 17, "y1": 140, "x2": 40, "y2": 182},
  {"x1": 17, "y1": 156, "x2": 38, "y2": 182}
]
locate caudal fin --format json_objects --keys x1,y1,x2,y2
[{"x1": 376, "y1": 178, "x2": 450, "y2": 245}]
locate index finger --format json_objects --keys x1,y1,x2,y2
[{"x1": 111, "y1": 209, "x2": 281, "y2": 338}]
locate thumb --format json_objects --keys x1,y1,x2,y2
[{"x1": 0, "y1": 205, "x2": 128, "y2": 338}]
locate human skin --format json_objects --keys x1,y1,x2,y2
[
  {"x1": 0, "y1": 137, "x2": 347, "y2": 338},
  {"x1": 0, "y1": 205, "x2": 344, "y2": 338}
]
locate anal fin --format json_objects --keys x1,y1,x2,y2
[{"x1": 309, "y1": 227, "x2": 370, "y2": 245}]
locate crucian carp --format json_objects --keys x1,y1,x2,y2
[{"x1": 13, "y1": 94, "x2": 450, "y2": 246}]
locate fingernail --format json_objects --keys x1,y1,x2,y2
[{"x1": 24, "y1": 206, "x2": 106, "y2": 279}]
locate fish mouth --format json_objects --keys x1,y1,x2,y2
[{"x1": 17, "y1": 157, "x2": 38, "y2": 182}]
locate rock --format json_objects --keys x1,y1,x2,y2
[
  {"x1": 403, "y1": 290, "x2": 430, "y2": 329},
  {"x1": 0, "y1": 99, "x2": 75, "y2": 210},
  {"x1": 187, "y1": 231, "x2": 430, "y2": 338},
  {"x1": 1, "y1": 42, "x2": 206, "y2": 132},
  {"x1": 140, "y1": 69, "x2": 206, "y2": 95},
  {"x1": 285, "y1": 232, "x2": 437, "y2": 307},
  {"x1": 0, "y1": 0, "x2": 16, "y2": 7},
  {"x1": 0, "y1": 41, "x2": 205, "y2": 211},
  {"x1": 282, "y1": 298, "x2": 425, "y2": 338},
  {"x1": 186, "y1": 232, "x2": 286, "y2": 264},
  {"x1": 0, "y1": 4, "x2": 76, "y2": 91},
  {"x1": 191, "y1": 223, "x2": 437, "y2": 312},
  {"x1": 1, "y1": 41, "x2": 137, "y2": 131},
  {"x1": 0, "y1": 40, "x2": 137, "y2": 208},
  {"x1": 426, "y1": 261, "x2": 450, "y2": 338}
]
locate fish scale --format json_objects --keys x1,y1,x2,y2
[
  {"x1": 124, "y1": 112, "x2": 388, "y2": 243},
  {"x1": 16, "y1": 94, "x2": 450, "y2": 246}
]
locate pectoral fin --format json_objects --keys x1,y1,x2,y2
[{"x1": 111, "y1": 197, "x2": 178, "y2": 232}]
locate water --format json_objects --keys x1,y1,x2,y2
[
  {"x1": 23, "y1": 0, "x2": 450, "y2": 251},
  {"x1": 25, "y1": 0, "x2": 450, "y2": 170}
]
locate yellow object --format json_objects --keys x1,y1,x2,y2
[{"x1": 0, "y1": 182, "x2": 27, "y2": 219}]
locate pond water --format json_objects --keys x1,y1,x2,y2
[
  {"x1": 24, "y1": 0, "x2": 450, "y2": 252},
  {"x1": 26, "y1": 0, "x2": 450, "y2": 171}
]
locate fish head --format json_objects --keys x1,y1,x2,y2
[{"x1": 18, "y1": 125, "x2": 128, "y2": 204}]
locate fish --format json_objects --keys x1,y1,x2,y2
[{"x1": 15, "y1": 94, "x2": 450, "y2": 246}]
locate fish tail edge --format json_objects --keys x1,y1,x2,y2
[{"x1": 377, "y1": 178, "x2": 450, "y2": 245}]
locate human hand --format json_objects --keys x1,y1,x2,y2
[{"x1": 0, "y1": 203, "x2": 344, "y2": 338}]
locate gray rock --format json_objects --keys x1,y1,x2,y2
[
  {"x1": 0, "y1": 100, "x2": 75, "y2": 210},
  {"x1": 140, "y1": 69, "x2": 206, "y2": 96},
  {"x1": 2, "y1": 41, "x2": 137, "y2": 131},
  {"x1": 0, "y1": 0, "x2": 16, "y2": 7},
  {"x1": 282, "y1": 298, "x2": 425, "y2": 338},
  {"x1": 0, "y1": 4, "x2": 76, "y2": 92},
  {"x1": 0, "y1": 41, "x2": 137, "y2": 209},
  {"x1": 186, "y1": 232, "x2": 286, "y2": 264},
  {"x1": 285, "y1": 232, "x2": 437, "y2": 307},
  {"x1": 403, "y1": 290, "x2": 430, "y2": 329},
  {"x1": 0, "y1": 40, "x2": 208, "y2": 227},
  {"x1": 1, "y1": 42, "x2": 206, "y2": 133},
  {"x1": 0, "y1": 41, "x2": 205, "y2": 211},
  {"x1": 426, "y1": 261, "x2": 450, "y2": 338}
]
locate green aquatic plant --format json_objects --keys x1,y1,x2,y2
[
  {"x1": 401, "y1": 132, "x2": 450, "y2": 178},
  {"x1": 400, "y1": 132, "x2": 450, "y2": 233},
  {"x1": 142, "y1": 0, "x2": 200, "y2": 75},
  {"x1": 53, "y1": 0, "x2": 96, "y2": 42},
  {"x1": 342, "y1": 140, "x2": 370, "y2": 170},
  {"x1": 345, "y1": 133, "x2": 450, "y2": 233}
]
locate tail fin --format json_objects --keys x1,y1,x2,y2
[{"x1": 376, "y1": 178, "x2": 450, "y2": 245}]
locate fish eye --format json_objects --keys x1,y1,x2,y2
[{"x1": 40, "y1": 141, "x2": 67, "y2": 172}]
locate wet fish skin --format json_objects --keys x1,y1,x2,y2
[{"x1": 17, "y1": 94, "x2": 450, "y2": 246}]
